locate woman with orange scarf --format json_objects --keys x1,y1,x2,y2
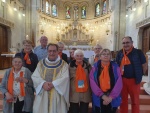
[
  {"x1": 0, "y1": 56, "x2": 34, "y2": 113},
  {"x1": 89, "y1": 49, "x2": 122, "y2": 113},
  {"x1": 69, "y1": 49, "x2": 91, "y2": 113},
  {"x1": 15, "y1": 39, "x2": 38, "y2": 73}
]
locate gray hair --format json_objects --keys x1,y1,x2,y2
[
  {"x1": 74, "y1": 49, "x2": 84, "y2": 57},
  {"x1": 57, "y1": 42, "x2": 65, "y2": 46},
  {"x1": 94, "y1": 44, "x2": 102, "y2": 49}
]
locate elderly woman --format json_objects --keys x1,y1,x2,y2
[
  {"x1": 90, "y1": 49, "x2": 122, "y2": 113},
  {"x1": 69, "y1": 49, "x2": 91, "y2": 113},
  {"x1": 15, "y1": 39, "x2": 38, "y2": 73},
  {"x1": 68, "y1": 48, "x2": 77, "y2": 63},
  {"x1": 0, "y1": 56, "x2": 34, "y2": 113}
]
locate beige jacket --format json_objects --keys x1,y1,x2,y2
[{"x1": 69, "y1": 60, "x2": 91, "y2": 103}]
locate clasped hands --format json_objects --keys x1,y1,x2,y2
[
  {"x1": 102, "y1": 95, "x2": 112, "y2": 105},
  {"x1": 15, "y1": 77, "x2": 28, "y2": 83},
  {"x1": 42, "y1": 82, "x2": 54, "y2": 91}
]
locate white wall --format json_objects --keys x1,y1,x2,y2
[
  {"x1": 0, "y1": 0, "x2": 26, "y2": 52},
  {"x1": 125, "y1": 0, "x2": 150, "y2": 48}
]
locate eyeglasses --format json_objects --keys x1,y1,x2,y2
[
  {"x1": 122, "y1": 42, "x2": 131, "y2": 44},
  {"x1": 48, "y1": 50, "x2": 57, "y2": 53},
  {"x1": 101, "y1": 53, "x2": 110, "y2": 56}
]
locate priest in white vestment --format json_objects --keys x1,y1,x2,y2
[{"x1": 32, "y1": 43, "x2": 70, "y2": 113}]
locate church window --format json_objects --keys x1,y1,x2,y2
[
  {"x1": 102, "y1": 0, "x2": 107, "y2": 14},
  {"x1": 66, "y1": 6, "x2": 71, "y2": 19},
  {"x1": 95, "y1": 3, "x2": 100, "y2": 16},
  {"x1": 52, "y1": 4, "x2": 57, "y2": 17},
  {"x1": 81, "y1": 6, "x2": 86, "y2": 19},
  {"x1": 46, "y1": 0, "x2": 50, "y2": 14},
  {"x1": 42, "y1": 0, "x2": 44, "y2": 12}
]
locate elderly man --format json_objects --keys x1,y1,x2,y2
[
  {"x1": 57, "y1": 42, "x2": 68, "y2": 63},
  {"x1": 89, "y1": 44, "x2": 102, "y2": 66},
  {"x1": 116, "y1": 36, "x2": 147, "y2": 113},
  {"x1": 32, "y1": 43, "x2": 70, "y2": 113},
  {"x1": 34, "y1": 36, "x2": 48, "y2": 61}
]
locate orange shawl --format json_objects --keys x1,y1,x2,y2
[
  {"x1": 59, "y1": 52, "x2": 62, "y2": 59},
  {"x1": 7, "y1": 68, "x2": 25, "y2": 99},
  {"x1": 75, "y1": 63, "x2": 88, "y2": 92},
  {"x1": 120, "y1": 47, "x2": 133, "y2": 75},
  {"x1": 24, "y1": 53, "x2": 31, "y2": 64},
  {"x1": 99, "y1": 62, "x2": 110, "y2": 92}
]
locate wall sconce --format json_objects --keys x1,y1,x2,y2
[
  {"x1": 40, "y1": 29, "x2": 44, "y2": 34},
  {"x1": 2, "y1": 0, "x2": 5, "y2": 3},
  {"x1": 106, "y1": 29, "x2": 110, "y2": 35},
  {"x1": 1, "y1": 0, "x2": 5, "y2": 6},
  {"x1": 19, "y1": 7, "x2": 25, "y2": 16},
  {"x1": 13, "y1": 2, "x2": 17, "y2": 11}
]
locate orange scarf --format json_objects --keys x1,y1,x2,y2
[
  {"x1": 120, "y1": 47, "x2": 133, "y2": 75},
  {"x1": 59, "y1": 52, "x2": 62, "y2": 59},
  {"x1": 99, "y1": 62, "x2": 110, "y2": 92},
  {"x1": 24, "y1": 53, "x2": 31, "y2": 64},
  {"x1": 75, "y1": 62, "x2": 88, "y2": 92},
  {"x1": 7, "y1": 68, "x2": 25, "y2": 100},
  {"x1": 94, "y1": 57, "x2": 98, "y2": 62}
]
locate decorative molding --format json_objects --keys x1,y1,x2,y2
[
  {"x1": 136, "y1": 17, "x2": 150, "y2": 28},
  {"x1": 0, "y1": 17, "x2": 14, "y2": 28}
]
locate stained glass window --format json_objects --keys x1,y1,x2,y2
[
  {"x1": 46, "y1": 0, "x2": 50, "y2": 14},
  {"x1": 81, "y1": 6, "x2": 86, "y2": 19},
  {"x1": 102, "y1": 0, "x2": 107, "y2": 14},
  {"x1": 95, "y1": 3, "x2": 100, "y2": 16},
  {"x1": 52, "y1": 4, "x2": 57, "y2": 17},
  {"x1": 66, "y1": 6, "x2": 71, "y2": 19},
  {"x1": 42, "y1": 0, "x2": 44, "y2": 12}
]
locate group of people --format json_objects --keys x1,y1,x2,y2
[{"x1": 0, "y1": 36, "x2": 147, "y2": 113}]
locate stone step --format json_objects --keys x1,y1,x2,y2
[
  {"x1": 117, "y1": 104, "x2": 150, "y2": 113},
  {"x1": 128, "y1": 95, "x2": 150, "y2": 105},
  {"x1": 140, "y1": 87, "x2": 148, "y2": 95},
  {"x1": 88, "y1": 104, "x2": 150, "y2": 113}
]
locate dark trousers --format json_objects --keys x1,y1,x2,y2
[
  {"x1": 70, "y1": 102, "x2": 89, "y2": 113},
  {"x1": 14, "y1": 98, "x2": 29, "y2": 113},
  {"x1": 95, "y1": 100, "x2": 117, "y2": 113}
]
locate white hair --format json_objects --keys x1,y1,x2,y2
[{"x1": 74, "y1": 49, "x2": 84, "y2": 57}]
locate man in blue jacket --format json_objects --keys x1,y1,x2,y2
[{"x1": 116, "y1": 36, "x2": 147, "y2": 113}]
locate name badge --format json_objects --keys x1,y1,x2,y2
[
  {"x1": 122, "y1": 66, "x2": 124, "y2": 72},
  {"x1": 78, "y1": 80, "x2": 85, "y2": 88}
]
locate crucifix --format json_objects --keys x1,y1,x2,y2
[
  {"x1": 74, "y1": 6, "x2": 79, "y2": 21},
  {"x1": 144, "y1": 0, "x2": 149, "y2": 18},
  {"x1": 72, "y1": 6, "x2": 79, "y2": 30}
]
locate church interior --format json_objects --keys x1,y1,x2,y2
[{"x1": 0, "y1": 0, "x2": 150, "y2": 112}]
